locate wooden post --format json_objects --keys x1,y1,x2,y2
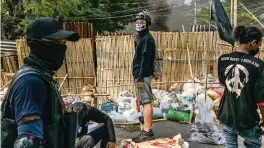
[
  {"x1": 230, "y1": 0, "x2": 234, "y2": 25},
  {"x1": 234, "y1": 0, "x2": 237, "y2": 27}
]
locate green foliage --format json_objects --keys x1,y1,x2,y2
[
  {"x1": 1, "y1": 0, "x2": 141, "y2": 39},
  {"x1": 1, "y1": 0, "x2": 28, "y2": 39}
]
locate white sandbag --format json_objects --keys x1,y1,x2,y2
[
  {"x1": 169, "y1": 83, "x2": 183, "y2": 92},
  {"x1": 160, "y1": 95, "x2": 174, "y2": 112},
  {"x1": 196, "y1": 93, "x2": 213, "y2": 103},
  {"x1": 118, "y1": 102, "x2": 132, "y2": 114},
  {"x1": 108, "y1": 111, "x2": 127, "y2": 123},
  {"x1": 153, "y1": 107, "x2": 163, "y2": 119},
  {"x1": 182, "y1": 91, "x2": 195, "y2": 102},
  {"x1": 122, "y1": 109, "x2": 140, "y2": 122},
  {"x1": 183, "y1": 80, "x2": 195, "y2": 91},
  {"x1": 152, "y1": 89, "x2": 169, "y2": 100},
  {"x1": 117, "y1": 97, "x2": 137, "y2": 112},
  {"x1": 118, "y1": 90, "x2": 135, "y2": 98}
]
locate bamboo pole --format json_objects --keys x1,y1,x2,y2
[
  {"x1": 61, "y1": 94, "x2": 110, "y2": 97},
  {"x1": 59, "y1": 74, "x2": 68, "y2": 91},
  {"x1": 113, "y1": 118, "x2": 167, "y2": 125},
  {"x1": 0, "y1": 80, "x2": 11, "y2": 91}
]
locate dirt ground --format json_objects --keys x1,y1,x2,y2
[{"x1": 95, "y1": 120, "x2": 264, "y2": 148}]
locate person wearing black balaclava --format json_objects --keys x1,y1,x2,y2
[
  {"x1": 1, "y1": 17, "x2": 80, "y2": 148},
  {"x1": 132, "y1": 12, "x2": 156, "y2": 143},
  {"x1": 218, "y1": 26, "x2": 264, "y2": 148}
]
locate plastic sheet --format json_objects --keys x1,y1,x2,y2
[
  {"x1": 182, "y1": 91, "x2": 195, "y2": 102},
  {"x1": 195, "y1": 93, "x2": 214, "y2": 124},
  {"x1": 152, "y1": 89, "x2": 169, "y2": 101},
  {"x1": 118, "y1": 102, "x2": 132, "y2": 114},
  {"x1": 188, "y1": 122, "x2": 225, "y2": 145},
  {"x1": 122, "y1": 109, "x2": 140, "y2": 122},
  {"x1": 108, "y1": 111, "x2": 127, "y2": 123},
  {"x1": 153, "y1": 107, "x2": 163, "y2": 119}
]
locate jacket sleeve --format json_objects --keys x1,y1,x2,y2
[
  {"x1": 254, "y1": 65, "x2": 264, "y2": 104},
  {"x1": 137, "y1": 37, "x2": 153, "y2": 82},
  {"x1": 85, "y1": 106, "x2": 116, "y2": 143}
]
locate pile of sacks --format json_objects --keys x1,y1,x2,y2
[
  {"x1": 153, "y1": 89, "x2": 193, "y2": 123},
  {"x1": 154, "y1": 75, "x2": 224, "y2": 124},
  {"x1": 104, "y1": 90, "x2": 163, "y2": 123}
]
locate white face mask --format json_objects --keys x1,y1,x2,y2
[{"x1": 136, "y1": 23, "x2": 147, "y2": 32}]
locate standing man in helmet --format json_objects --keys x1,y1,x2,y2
[
  {"x1": 1, "y1": 17, "x2": 79, "y2": 148},
  {"x1": 132, "y1": 12, "x2": 156, "y2": 143}
]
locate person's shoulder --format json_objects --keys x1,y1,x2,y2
[
  {"x1": 252, "y1": 57, "x2": 264, "y2": 67},
  {"x1": 13, "y1": 74, "x2": 46, "y2": 90},
  {"x1": 218, "y1": 53, "x2": 229, "y2": 61},
  {"x1": 144, "y1": 33, "x2": 155, "y2": 41}
]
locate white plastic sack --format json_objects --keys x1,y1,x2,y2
[
  {"x1": 183, "y1": 81, "x2": 195, "y2": 91},
  {"x1": 118, "y1": 102, "x2": 132, "y2": 114},
  {"x1": 122, "y1": 109, "x2": 140, "y2": 122},
  {"x1": 195, "y1": 94, "x2": 214, "y2": 124},
  {"x1": 153, "y1": 107, "x2": 163, "y2": 119},
  {"x1": 160, "y1": 95, "x2": 174, "y2": 112},
  {"x1": 169, "y1": 83, "x2": 183, "y2": 92},
  {"x1": 182, "y1": 91, "x2": 195, "y2": 102},
  {"x1": 152, "y1": 89, "x2": 169, "y2": 100},
  {"x1": 108, "y1": 111, "x2": 127, "y2": 123},
  {"x1": 117, "y1": 97, "x2": 137, "y2": 112},
  {"x1": 118, "y1": 90, "x2": 135, "y2": 98}
]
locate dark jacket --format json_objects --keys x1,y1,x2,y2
[
  {"x1": 132, "y1": 31, "x2": 156, "y2": 81},
  {"x1": 1, "y1": 65, "x2": 66, "y2": 148},
  {"x1": 70, "y1": 102, "x2": 116, "y2": 143}
]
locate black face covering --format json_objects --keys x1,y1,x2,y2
[
  {"x1": 27, "y1": 39, "x2": 67, "y2": 71},
  {"x1": 249, "y1": 48, "x2": 260, "y2": 56}
]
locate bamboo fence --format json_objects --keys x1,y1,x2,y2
[
  {"x1": 14, "y1": 39, "x2": 95, "y2": 94},
  {"x1": 96, "y1": 32, "x2": 264, "y2": 100},
  {"x1": 2, "y1": 31, "x2": 264, "y2": 103},
  {"x1": 1, "y1": 55, "x2": 18, "y2": 87}
]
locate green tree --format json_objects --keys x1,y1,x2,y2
[
  {"x1": 1, "y1": 0, "x2": 29, "y2": 39},
  {"x1": 1, "y1": 0, "x2": 141, "y2": 39}
]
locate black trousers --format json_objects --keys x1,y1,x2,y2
[{"x1": 75, "y1": 125, "x2": 109, "y2": 148}]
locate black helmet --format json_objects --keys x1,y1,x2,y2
[{"x1": 136, "y1": 12, "x2": 151, "y2": 26}]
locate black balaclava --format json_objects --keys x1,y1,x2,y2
[{"x1": 27, "y1": 38, "x2": 67, "y2": 71}]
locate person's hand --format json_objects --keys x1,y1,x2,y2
[
  {"x1": 106, "y1": 142, "x2": 116, "y2": 148},
  {"x1": 136, "y1": 81, "x2": 144, "y2": 88}
]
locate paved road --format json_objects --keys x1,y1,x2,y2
[
  {"x1": 94, "y1": 120, "x2": 264, "y2": 148},
  {"x1": 115, "y1": 121, "x2": 223, "y2": 148}
]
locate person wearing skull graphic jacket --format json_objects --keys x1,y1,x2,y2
[{"x1": 218, "y1": 26, "x2": 264, "y2": 148}]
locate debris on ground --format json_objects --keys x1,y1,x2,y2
[{"x1": 120, "y1": 134, "x2": 189, "y2": 148}]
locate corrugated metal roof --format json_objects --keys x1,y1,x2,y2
[{"x1": 1, "y1": 40, "x2": 17, "y2": 55}]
